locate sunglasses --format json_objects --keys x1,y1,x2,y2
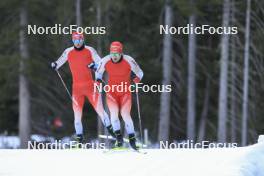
[
  {"x1": 72, "y1": 39, "x2": 84, "y2": 45},
  {"x1": 110, "y1": 53, "x2": 121, "y2": 57}
]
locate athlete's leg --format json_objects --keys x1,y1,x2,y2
[
  {"x1": 120, "y1": 93, "x2": 138, "y2": 149},
  {"x1": 120, "y1": 93, "x2": 135, "y2": 134},
  {"x1": 106, "y1": 93, "x2": 124, "y2": 146},
  {"x1": 72, "y1": 91, "x2": 85, "y2": 136},
  {"x1": 87, "y1": 90, "x2": 111, "y2": 126},
  {"x1": 86, "y1": 85, "x2": 113, "y2": 128},
  {"x1": 106, "y1": 93, "x2": 120, "y2": 131}
]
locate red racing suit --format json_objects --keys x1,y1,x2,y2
[
  {"x1": 96, "y1": 55, "x2": 143, "y2": 134},
  {"x1": 55, "y1": 46, "x2": 110, "y2": 134}
]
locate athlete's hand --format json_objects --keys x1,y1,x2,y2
[
  {"x1": 95, "y1": 79, "x2": 104, "y2": 93},
  {"x1": 96, "y1": 78, "x2": 103, "y2": 84},
  {"x1": 51, "y1": 62, "x2": 58, "y2": 70},
  {"x1": 130, "y1": 84, "x2": 137, "y2": 92},
  {"x1": 88, "y1": 62, "x2": 97, "y2": 71},
  {"x1": 133, "y1": 77, "x2": 140, "y2": 84}
]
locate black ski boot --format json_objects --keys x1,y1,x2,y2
[
  {"x1": 114, "y1": 130, "x2": 123, "y2": 148},
  {"x1": 129, "y1": 133, "x2": 139, "y2": 150},
  {"x1": 76, "y1": 134, "x2": 84, "y2": 143},
  {"x1": 72, "y1": 134, "x2": 83, "y2": 148},
  {"x1": 106, "y1": 125, "x2": 116, "y2": 138}
]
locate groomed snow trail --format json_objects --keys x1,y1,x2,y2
[{"x1": 0, "y1": 142, "x2": 263, "y2": 176}]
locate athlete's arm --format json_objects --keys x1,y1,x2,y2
[
  {"x1": 125, "y1": 55, "x2": 144, "y2": 83},
  {"x1": 53, "y1": 47, "x2": 72, "y2": 70},
  {"x1": 85, "y1": 46, "x2": 101, "y2": 73},
  {"x1": 95, "y1": 55, "x2": 110, "y2": 81},
  {"x1": 86, "y1": 46, "x2": 101, "y2": 64}
]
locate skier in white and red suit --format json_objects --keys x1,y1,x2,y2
[
  {"x1": 51, "y1": 32, "x2": 115, "y2": 143},
  {"x1": 96, "y1": 41, "x2": 144, "y2": 150}
]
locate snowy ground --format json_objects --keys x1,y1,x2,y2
[{"x1": 0, "y1": 141, "x2": 264, "y2": 176}]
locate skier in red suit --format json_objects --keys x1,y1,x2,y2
[
  {"x1": 51, "y1": 32, "x2": 115, "y2": 143},
  {"x1": 96, "y1": 41, "x2": 144, "y2": 150}
]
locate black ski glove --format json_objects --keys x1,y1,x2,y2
[
  {"x1": 96, "y1": 78, "x2": 103, "y2": 84},
  {"x1": 88, "y1": 62, "x2": 97, "y2": 71}
]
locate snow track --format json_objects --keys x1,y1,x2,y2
[{"x1": 0, "y1": 141, "x2": 263, "y2": 176}]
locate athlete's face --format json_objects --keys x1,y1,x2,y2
[
  {"x1": 110, "y1": 52, "x2": 122, "y2": 63},
  {"x1": 72, "y1": 38, "x2": 84, "y2": 48}
]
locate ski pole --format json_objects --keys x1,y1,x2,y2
[
  {"x1": 56, "y1": 70, "x2": 78, "y2": 106},
  {"x1": 135, "y1": 90, "x2": 143, "y2": 148}
]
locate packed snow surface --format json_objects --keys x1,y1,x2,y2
[{"x1": 0, "y1": 142, "x2": 264, "y2": 176}]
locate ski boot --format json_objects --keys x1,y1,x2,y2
[
  {"x1": 114, "y1": 130, "x2": 124, "y2": 148},
  {"x1": 106, "y1": 125, "x2": 116, "y2": 138},
  {"x1": 72, "y1": 134, "x2": 84, "y2": 149},
  {"x1": 129, "y1": 133, "x2": 139, "y2": 151}
]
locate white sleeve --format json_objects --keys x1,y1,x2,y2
[
  {"x1": 95, "y1": 55, "x2": 110, "y2": 80},
  {"x1": 86, "y1": 46, "x2": 101, "y2": 64},
  {"x1": 55, "y1": 47, "x2": 72, "y2": 69},
  {"x1": 124, "y1": 55, "x2": 144, "y2": 80}
]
